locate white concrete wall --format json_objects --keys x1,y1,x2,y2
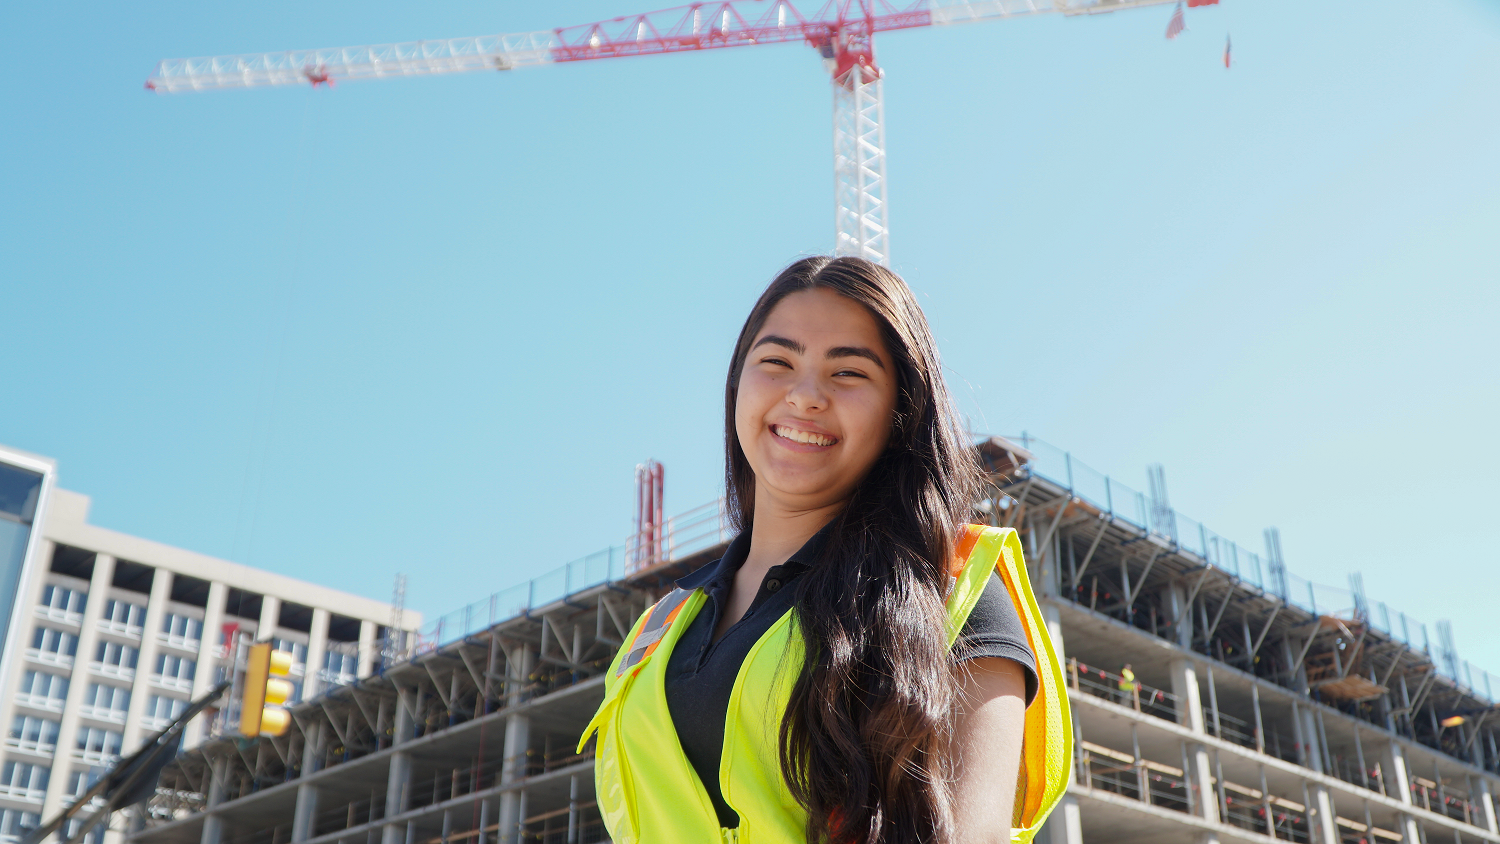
[{"x1": 0, "y1": 485, "x2": 421, "y2": 844}]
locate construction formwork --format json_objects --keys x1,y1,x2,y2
[{"x1": 127, "y1": 437, "x2": 1500, "y2": 844}]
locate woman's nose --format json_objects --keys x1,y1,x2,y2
[{"x1": 785, "y1": 373, "x2": 827, "y2": 411}]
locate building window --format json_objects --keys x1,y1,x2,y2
[
  {"x1": 79, "y1": 684, "x2": 131, "y2": 723},
  {"x1": 0, "y1": 808, "x2": 41, "y2": 842},
  {"x1": 99, "y1": 599, "x2": 146, "y2": 634},
  {"x1": 38, "y1": 585, "x2": 87, "y2": 620},
  {"x1": 271, "y1": 638, "x2": 308, "y2": 668},
  {"x1": 143, "y1": 695, "x2": 188, "y2": 729},
  {"x1": 62, "y1": 818, "x2": 104, "y2": 844},
  {"x1": 16, "y1": 671, "x2": 69, "y2": 711},
  {"x1": 0, "y1": 761, "x2": 49, "y2": 801},
  {"x1": 74, "y1": 728, "x2": 122, "y2": 763},
  {"x1": 29, "y1": 626, "x2": 79, "y2": 664},
  {"x1": 6, "y1": 716, "x2": 60, "y2": 753},
  {"x1": 93, "y1": 641, "x2": 138, "y2": 678},
  {"x1": 154, "y1": 653, "x2": 195, "y2": 690},
  {"x1": 160, "y1": 613, "x2": 203, "y2": 647},
  {"x1": 272, "y1": 638, "x2": 306, "y2": 662},
  {"x1": 322, "y1": 648, "x2": 359, "y2": 687},
  {"x1": 65, "y1": 770, "x2": 96, "y2": 798}
]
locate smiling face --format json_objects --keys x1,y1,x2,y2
[{"x1": 734, "y1": 288, "x2": 900, "y2": 516}]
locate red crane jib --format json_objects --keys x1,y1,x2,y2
[{"x1": 548, "y1": 0, "x2": 933, "y2": 78}]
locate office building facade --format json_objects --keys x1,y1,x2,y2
[{"x1": 0, "y1": 445, "x2": 418, "y2": 844}]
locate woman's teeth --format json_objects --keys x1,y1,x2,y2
[{"x1": 773, "y1": 425, "x2": 835, "y2": 446}]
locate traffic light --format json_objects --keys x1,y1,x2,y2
[{"x1": 240, "y1": 642, "x2": 295, "y2": 737}]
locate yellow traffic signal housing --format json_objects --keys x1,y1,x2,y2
[{"x1": 240, "y1": 642, "x2": 296, "y2": 737}]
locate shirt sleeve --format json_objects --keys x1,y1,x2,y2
[{"x1": 953, "y1": 571, "x2": 1039, "y2": 706}]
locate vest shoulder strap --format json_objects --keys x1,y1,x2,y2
[
  {"x1": 944, "y1": 524, "x2": 1074, "y2": 844},
  {"x1": 616, "y1": 587, "x2": 693, "y2": 678}
]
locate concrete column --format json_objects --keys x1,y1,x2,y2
[
  {"x1": 1307, "y1": 783, "x2": 1336, "y2": 844},
  {"x1": 381, "y1": 687, "x2": 416, "y2": 844},
  {"x1": 292, "y1": 781, "x2": 321, "y2": 843},
  {"x1": 1170, "y1": 585, "x2": 1194, "y2": 651},
  {"x1": 1041, "y1": 603, "x2": 1067, "y2": 665},
  {"x1": 1170, "y1": 658, "x2": 1207, "y2": 733},
  {"x1": 1396, "y1": 813, "x2": 1420, "y2": 844},
  {"x1": 1189, "y1": 743, "x2": 1219, "y2": 823},
  {"x1": 358, "y1": 620, "x2": 378, "y2": 679},
  {"x1": 1281, "y1": 636, "x2": 1309, "y2": 695},
  {"x1": 122, "y1": 568, "x2": 174, "y2": 753},
  {"x1": 1300, "y1": 706, "x2": 1324, "y2": 775},
  {"x1": 1384, "y1": 742, "x2": 1414, "y2": 804},
  {"x1": 258, "y1": 595, "x2": 282, "y2": 644},
  {"x1": 497, "y1": 714, "x2": 532, "y2": 844},
  {"x1": 1478, "y1": 777, "x2": 1498, "y2": 834},
  {"x1": 1382, "y1": 742, "x2": 1422, "y2": 843},
  {"x1": 497, "y1": 645, "x2": 534, "y2": 844},
  {"x1": 200, "y1": 753, "x2": 229, "y2": 844},
  {"x1": 185, "y1": 581, "x2": 228, "y2": 748},
  {"x1": 1044, "y1": 793, "x2": 1083, "y2": 844},
  {"x1": 567, "y1": 775, "x2": 580, "y2": 844},
  {"x1": 292, "y1": 721, "x2": 324, "y2": 842},
  {"x1": 1290, "y1": 700, "x2": 1309, "y2": 768},
  {"x1": 380, "y1": 752, "x2": 413, "y2": 844},
  {"x1": 1037, "y1": 525, "x2": 1061, "y2": 599},
  {"x1": 40, "y1": 553, "x2": 115, "y2": 818},
  {"x1": 1315, "y1": 708, "x2": 1334, "y2": 777},
  {"x1": 1168, "y1": 657, "x2": 1218, "y2": 822},
  {"x1": 305, "y1": 608, "x2": 331, "y2": 700},
  {"x1": 1193, "y1": 833, "x2": 1221, "y2": 844},
  {"x1": 478, "y1": 799, "x2": 492, "y2": 844}
]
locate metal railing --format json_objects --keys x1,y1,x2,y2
[
  {"x1": 218, "y1": 739, "x2": 601, "y2": 844},
  {"x1": 1075, "y1": 737, "x2": 1316, "y2": 842},
  {"x1": 1012, "y1": 433, "x2": 1500, "y2": 704},
  {"x1": 391, "y1": 434, "x2": 1498, "y2": 713},
  {"x1": 1410, "y1": 777, "x2": 1485, "y2": 827},
  {"x1": 1068, "y1": 658, "x2": 1179, "y2": 723},
  {"x1": 403, "y1": 499, "x2": 731, "y2": 661}
]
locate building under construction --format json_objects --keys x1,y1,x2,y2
[{"x1": 127, "y1": 436, "x2": 1500, "y2": 844}]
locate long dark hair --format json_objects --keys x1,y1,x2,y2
[{"x1": 723, "y1": 256, "x2": 983, "y2": 844}]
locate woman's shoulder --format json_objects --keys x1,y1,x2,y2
[{"x1": 954, "y1": 571, "x2": 1039, "y2": 704}]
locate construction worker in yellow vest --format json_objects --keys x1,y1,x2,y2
[
  {"x1": 580, "y1": 257, "x2": 1072, "y2": 844},
  {"x1": 1118, "y1": 664, "x2": 1139, "y2": 706}
]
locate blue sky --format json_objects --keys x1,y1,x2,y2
[{"x1": 3, "y1": 1, "x2": 1497, "y2": 670}]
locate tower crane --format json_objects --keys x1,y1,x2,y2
[{"x1": 147, "y1": 0, "x2": 1185, "y2": 266}]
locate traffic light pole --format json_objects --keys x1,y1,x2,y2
[{"x1": 22, "y1": 682, "x2": 232, "y2": 844}]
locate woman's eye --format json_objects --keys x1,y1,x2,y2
[
  {"x1": 761, "y1": 357, "x2": 792, "y2": 368},
  {"x1": 834, "y1": 369, "x2": 866, "y2": 378}
]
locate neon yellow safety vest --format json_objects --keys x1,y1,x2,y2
[{"x1": 579, "y1": 525, "x2": 1072, "y2": 844}]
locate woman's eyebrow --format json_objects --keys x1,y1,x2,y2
[
  {"x1": 827, "y1": 346, "x2": 886, "y2": 370},
  {"x1": 751, "y1": 335, "x2": 804, "y2": 354}
]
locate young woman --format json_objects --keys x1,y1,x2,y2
[{"x1": 581, "y1": 257, "x2": 1069, "y2": 844}]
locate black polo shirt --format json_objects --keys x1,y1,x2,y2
[{"x1": 662, "y1": 526, "x2": 1038, "y2": 828}]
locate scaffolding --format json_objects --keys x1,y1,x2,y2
[{"x1": 127, "y1": 436, "x2": 1500, "y2": 844}]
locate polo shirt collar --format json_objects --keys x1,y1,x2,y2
[{"x1": 674, "y1": 519, "x2": 835, "y2": 592}]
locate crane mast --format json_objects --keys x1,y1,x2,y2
[
  {"x1": 827, "y1": 25, "x2": 888, "y2": 264},
  {"x1": 147, "y1": 0, "x2": 1183, "y2": 266}
]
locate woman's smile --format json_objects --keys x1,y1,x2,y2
[{"x1": 770, "y1": 422, "x2": 838, "y2": 449}]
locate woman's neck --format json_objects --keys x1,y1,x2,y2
[{"x1": 744, "y1": 490, "x2": 844, "y2": 577}]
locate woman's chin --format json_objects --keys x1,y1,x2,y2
[{"x1": 755, "y1": 477, "x2": 850, "y2": 511}]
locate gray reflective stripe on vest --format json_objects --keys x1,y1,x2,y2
[{"x1": 616, "y1": 588, "x2": 692, "y2": 677}]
